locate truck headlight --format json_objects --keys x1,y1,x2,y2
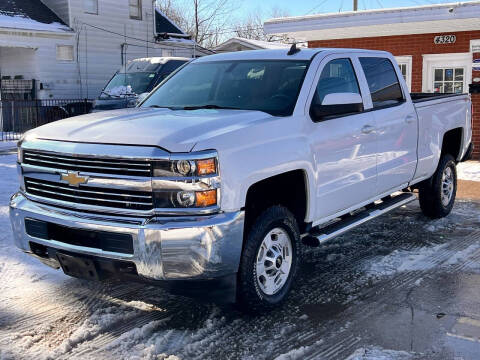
[
  {"x1": 152, "y1": 157, "x2": 218, "y2": 177},
  {"x1": 153, "y1": 189, "x2": 218, "y2": 208},
  {"x1": 152, "y1": 152, "x2": 219, "y2": 210}
]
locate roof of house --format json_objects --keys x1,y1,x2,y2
[
  {"x1": 155, "y1": 7, "x2": 188, "y2": 37},
  {"x1": 264, "y1": 1, "x2": 480, "y2": 41},
  {"x1": 0, "y1": 0, "x2": 71, "y2": 33},
  {"x1": 215, "y1": 37, "x2": 291, "y2": 52}
]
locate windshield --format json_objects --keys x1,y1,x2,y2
[
  {"x1": 102, "y1": 72, "x2": 156, "y2": 97},
  {"x1": 141, "y1": 60, "x2": 310, "y2": 116}
]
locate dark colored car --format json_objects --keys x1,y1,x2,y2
[{"x1": 91, "y1": 57, "x2": 189, "y2": 112}]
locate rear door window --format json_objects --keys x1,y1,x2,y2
[{"x1": 359, "y1": 57, "x2": 404, "y2": 109}]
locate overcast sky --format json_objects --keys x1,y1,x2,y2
[{"x1": 238, "y1": 0, "x2": 478, "y2": 19}]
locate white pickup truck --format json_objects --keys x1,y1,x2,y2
[{"x1": 10, "y1": 47, "x2": 473, "y2": 311}]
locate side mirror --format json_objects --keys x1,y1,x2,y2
[{"x1": 310, "y1": 92, "x2": 364, "y2": 122}]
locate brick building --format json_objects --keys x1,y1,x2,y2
[{"x1": 264, "y1": 1, "x2": 480, "y2": 159}]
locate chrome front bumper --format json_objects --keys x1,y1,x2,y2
[{"x1": 9, "y1": 192, "x2": 244, "y2": 281}]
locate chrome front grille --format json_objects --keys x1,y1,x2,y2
[
  {"x1": 23, "y1": 150, "x2": 152, "y2": 177},
  {"x1": 25, "y1": 178, "x2": 154, "y2": 211}
]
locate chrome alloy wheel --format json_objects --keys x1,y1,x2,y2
[
  {"x1": 255, "y1": 227, "x2": 293, "y2": 296},
  {"x1": 441, "y1": 166, "x2": 454, "y2": 207}
]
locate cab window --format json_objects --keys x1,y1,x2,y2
[
  {"x1": 314, "y1": 58, "x2": 360, "y2": 104},
  {"x1": 359, "y1": 57, "x2": 404, "y2": 108}
]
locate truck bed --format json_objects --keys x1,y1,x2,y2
[{"x1": 411, "y1": 91, "x2": 472, "y2": 183}]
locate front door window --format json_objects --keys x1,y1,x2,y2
[{"x1": 434, "y1": 67, "x2": 464, "y2": 93}]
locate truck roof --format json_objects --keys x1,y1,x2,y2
[{"x1": 194, "y1": 48, "x2": 391, "y2": 62}]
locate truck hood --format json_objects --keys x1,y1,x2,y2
[{"x1": 27, "y1": 107, "x2": 273, "y2": 153}]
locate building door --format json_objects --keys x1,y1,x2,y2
[{"x1": 422, "y1": 53, "x2": 472, "y2": 93}]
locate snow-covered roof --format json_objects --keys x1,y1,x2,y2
[
  {"x1": 215, "y1": 37, "x2": 290, "y2": 52},
  {"x1": 264, "y1": 1, "x2": 480, "y2": 41},
  {"x1": 0, "y1": 0, "x2": 72, "y2": 33}
]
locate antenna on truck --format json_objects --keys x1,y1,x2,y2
[{"x1": 287, "y1": 43, "x2": 301, "y2": 56}]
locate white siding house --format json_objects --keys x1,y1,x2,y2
[{"x1": 0, "y1": 0, "x2": 210, "y2": 100}]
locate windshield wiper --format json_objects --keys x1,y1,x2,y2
[
  {"x1": 182, "y1": 104, "x2": 241, "y2": 111},
  {"x1": 101, "y1": 91, "x2": 121, "y2": 98},
  {"x1": 148, "y1": 105, "x2": 173, "y2": 109}
]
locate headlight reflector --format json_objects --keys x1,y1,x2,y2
[
  {"x1": 176, "y1": 160, "x2": 195, "y2": 176},
  {"x1": 176, "y1": 191, "x2": 195, "y2": 207}
]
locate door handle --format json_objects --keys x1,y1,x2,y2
[
  {"x1": 361, "y1": 125, "x2": 375, "y2": 134},
  {"x1": 405, "y1": 115, "x2": 416, "y2": 124}
]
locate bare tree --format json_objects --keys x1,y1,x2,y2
[
  {"x1": 233, "y1": 7, "x2": 291, "y2": 43},
  {"x1": 156, "y1": 1, "x2": 293, "y2": 48},
  {"x1": 156, "y1": 0, "x2": 238, "y2": 48}
]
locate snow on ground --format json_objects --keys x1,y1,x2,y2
[
  {"x1": 1, "y1": 152, "x2": 480, "y2": 359},
  {"x1": 346, "y1": 347, "x2": 415, "y2": 360},
  {"x1": 0, "y1": 141, "x2": 17, "y2": 152},
  {"x1": 364, "y1": 244, "x2": 446, "y2": 277},
  {"x1": 457, "y1": 161, "x2": 480, "y2": 182}
]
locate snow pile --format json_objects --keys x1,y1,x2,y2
[
  {"x1": 105, "y1": 85, "x2": 134, "y2": 97},
  {"x1": 423, "y1": 201, "x2": 480, "y2": 232},
  {"x1": 444, "y1": 242, "x2": 480, "y2": 267},
  {"x1": 274, "y1": 340, "x2": 323, "y2": 360},
  {"x1": 346, "y1": 347, "x2": 415, "y2": 360},
  {"x1": 56, "y1": 303, "x2": 155, "y2": 354},
  {"x1": 0, "y1": 14, "x2": 71, "y2": 32},
  {"x1": 365, "y1": 244, "x2": 446, "y2": 277},
  {"x1": 457, "y1": 161, "x2": 480, "y2": 182}
]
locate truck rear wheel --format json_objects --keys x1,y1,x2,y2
[
  {"x1": 418, "y1": 153, "x2": 457, "y2": 218},
  {"x1": 237, "y1": 206, "x2": 301, "y2": 312}
]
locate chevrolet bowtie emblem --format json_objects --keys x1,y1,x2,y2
[{"x1": 60, "y1": 171, "x2": 89, "y2": 187}]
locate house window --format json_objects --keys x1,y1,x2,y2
[
  {"x1": 395, "y1": 56, "x2": 412, "y2": 90},
  {"x1": 129, "y1": 0, "x2": 142, "y2": 20},
  {"x1": 84, "y1": 0, "x2": 98, "y2": 14},
  {"x1": 56, "y1": 45, "x2": 74, "y2": 61},
  {"x1": 399, "y1": 64, "x2": 407, "y2": 81},
  {"x1": 434, "y1": 67, "x2": 464, "y2": 93}
]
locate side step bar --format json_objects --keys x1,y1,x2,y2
[{"x1": 304, "y1": 193, "x2": 417, "y2": 247}]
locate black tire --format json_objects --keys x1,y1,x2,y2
[
  {"x1": 237, "y1": 206, "x2": 301, "y2": 312},
  {"x1": 418, "y1": 153, "x2": 457, "y2": 219}
]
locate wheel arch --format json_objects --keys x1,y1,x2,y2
[
  {"x1": 243, "y1": 169, "x2": 311, "y2": 236},
  {"x1": 440, "y1": 127, "x2": 463, "y2": 162}
]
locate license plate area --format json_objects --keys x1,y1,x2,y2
[{"x1": 56, "y1": 252, "x2": 100, "y2": 280}]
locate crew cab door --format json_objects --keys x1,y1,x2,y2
[
  {"x1": 307, "y1": 55, "x2": 378, "y2": 220},
  {"x1": 357, "y1": 56, "x2": 418, "y2": 194}
]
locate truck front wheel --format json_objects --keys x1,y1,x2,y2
[
  {"x1": 418, "y1": 153, "x2": 457, "y2": 218},
  {"x1": 237, "y1": 206, "x2": 301, "y2": 312}
]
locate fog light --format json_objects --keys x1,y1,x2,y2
[
  {"x1": 176, "y1": 191, "x2": 195, "y2": 207},
  {"x1": 195, "y1": 189, "x2": 217, "y2": 207}
]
